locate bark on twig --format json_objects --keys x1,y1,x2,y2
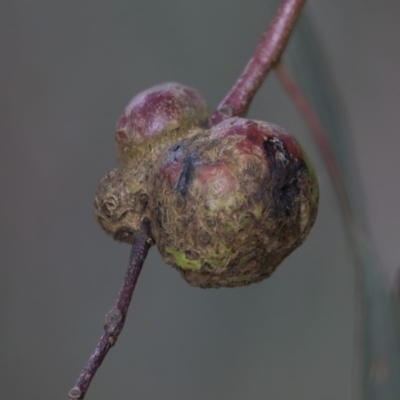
[
  {"x1": 210, "y1": 0, "x2": 306, "y2": 126},
  {"x1": 69, "y1": 230, "x2": 153, "y2": 400}
]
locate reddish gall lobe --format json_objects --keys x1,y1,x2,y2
[
  {"x1": 115, "y1": 82, "x2": 209, "y2": 151},
  {"x1": 95, "y1": 82, "x2": 210, "y2": 240}
]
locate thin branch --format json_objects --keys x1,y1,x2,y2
[
  {"x1": 69, "y1": 230, "x2": 153, "y2": 400},
  {"x1": 210, "y1": 0, "x2": 306, "y2": 126},
  {"x1": 274, "y1": 62, "x2": 354, "y2": 231},
  {"x1": 275, "y1": 61, "x2": 364, "y2": 399},
  {"x1": 275, "y1": 61, "x2": 400, "y2": 400}
]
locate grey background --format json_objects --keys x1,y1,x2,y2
[{"x1": 1, "y1": 1, "x2": 399, "y2": 399}]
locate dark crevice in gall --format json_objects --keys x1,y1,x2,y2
[
  {"x1": 165, "y1": 141, "x2": 185, "y2": 164},
  {"x1": 263, "y1": 138, "x2": 289, "y2": 172},
  {"x1": 263, "y1": 138, "x2": 307, "y2": 217},
  {"x1": 139, "y1": 217, "x2": 153, "y2": 238},
  {"x1": 175, "y1": 152, "x2": 197, "y2": 196},
  {"x1": 169, "y1": 141, "x2": 183, "y2": 153},
  {"x1": 114, "y1": 228, "x2": 134, "y2": 242},
  {"x1": 154, "y1": 209, "x2": 163, "y2": 229}
]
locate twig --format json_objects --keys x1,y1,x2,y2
[
  {"x1": 209, "y1": 0, "x2": 306, "y2": 126},
  {"x1": 274, "y1": 62, "x2": 354, "y2": 231},
  {"x1": 69, "y1": 230, "x2": 153, "y2": 400},
  {"x1": 275, "y1": 61, "x2": 364, "y2": 399},
  {"x1": 275, "y1": 61, "x2": 400, "y2": 400}
]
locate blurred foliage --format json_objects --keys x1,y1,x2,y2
[{"x1": 286, "y1": 14, "x2": 400, "y2": 400}]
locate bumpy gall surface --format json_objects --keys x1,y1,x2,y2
[
  {"x1": 94, "y1": 168, "x2": 149, "y2": 243},
  {"x1": 94, "y1": 82, "x2": 319, "y2": 288},
  {"x1": 150, "y1": 117, "x2": 319, "y2": 288},
  {"x1": 94, "y1": 83, "x2": 209, "y2": 240},
  {"x1": 115, "y1": 82, "x2": 209, "y2": 166}
]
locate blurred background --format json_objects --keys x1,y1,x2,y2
[{"x1": 1, "y1": 1, "x2": 399, "y2": 399}]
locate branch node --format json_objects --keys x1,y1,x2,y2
[
  {"x1": 105, "y1": 307, "x2": 122, "y2": 332},
  {"x1": 108, "y1": 336, "x2": 117, "y2": 346},
  {"x1": 210, "y1": 0, "x2": 306, "y2": 126},
  {"x1": 219, "y1": 105, "x2": 233, "y2": 118},
  {"x1": 68, "y1": 386, "x2": 81, "y2": 400}
]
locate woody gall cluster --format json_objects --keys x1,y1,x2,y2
[{"x1": 94, "y1": 83, "x2": 319, "y2": 288}]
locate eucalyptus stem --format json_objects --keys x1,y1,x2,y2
[
  {"x1": 275, "y1": 62, "x2": 354, "y2": 230},
  {"x1": 275, "y1": 61, "x2": 400, "y2": 400},
  {"x1": 210, "y1": 0, "x2": 306, "y2": 126},
  {"x1": 69, "y1": 231, "x2": 152, "y2": 400}
]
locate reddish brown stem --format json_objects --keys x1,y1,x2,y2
[
  {"x1": 274, "y1": 62, "x2": 354, "y2": 229},
  {"x1": 210, "y1": 0, "x2": 306, "y2": 126},
  {"x1": 274, "y1": 61, "x2": 365, "y2": 399},
  {"x1": 69, "y1": 231, "x2": 152, "y2": 400},
  {"x1": 275, "y1": 61, "x2": 400, "y2": 400}
]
